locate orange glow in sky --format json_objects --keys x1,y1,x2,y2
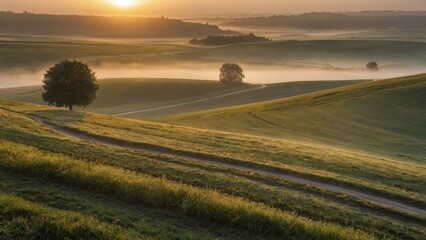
[
  {"x1": 0, "y1": 0, "x2": 425, "y2": 16},
  {"x1": 109, "y1": 0, "x2": 139, "y2": 8}
]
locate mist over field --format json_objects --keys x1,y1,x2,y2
[
  {"x1": 2, "y1": 12, "x2": 426, "y2": 88},
  {"x1": 2, "y1": 62, "x2": 425, "y2": 88},
  {"x1": 0, "y1": 1, "x2": 426, "y2": 239}
]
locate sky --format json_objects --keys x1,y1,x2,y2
[{"x1": 1, "y1": 0, "x2": 426, "y2": 17}]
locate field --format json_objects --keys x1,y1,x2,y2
[
  {"x1": 0, "y1": 28, "x2": 425, "y2": 240},
  {"x1": 0, "y1": 36, "x2": 193, "y2": 71},
  {"x1": 0, "y1": 12, "x2": 236, "y2": 38},
  {"x1": 160, "y1": 74, "x2": 426, "y2": 164},
  {"x1": 175, "y1": 40, "x2": 426, "y2": 69},
  {"x1": 2, "y1": 36, "x2": 426, "y2": 87},
  {"x1": 333, "y1": 29, "x2": 426, "y2": 42},
  {"x1": 0, "y1": 87, "x2": 425, "y2": 239},
  {"x1": 0, "y1": 78, "x2": 365, "y2": 117}
]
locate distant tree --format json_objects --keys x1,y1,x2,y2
[
  {"x1": 42, "y1": 60, "x2": 99, "y2": 111},
  {"x1": 366, "y1": 61, "x2": 379, "y2": 71},
  {"x1": 190, "y1": 33, "x2": 270, "y2": 46},
  {"x1": 220, "y1": 63, "x2": 245, "y2": 84}
]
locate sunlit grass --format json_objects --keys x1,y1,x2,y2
[
  {"x1": 0, "y1": 191, "x2": 144, "y2": 240},
  {"x1": 22, "y1": 104, "x2": 425, "y2": 207},
  {"x1": 0, "y1": 100, "x2": 424, "y2": 239},
  {"x1": 0, "y1": 140, "x2": 374, "y2": 240}
]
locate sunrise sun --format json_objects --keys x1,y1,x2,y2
[{"x1": 109, "y1": 0, "x2": 139, "y2": 8}]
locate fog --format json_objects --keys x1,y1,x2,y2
[{"x1": 1, "y1": 64, "x2": 424, "y2": 89}]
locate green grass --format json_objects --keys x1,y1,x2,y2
[
  {"x1": 0, "y1": 191, "x2": 144, "y2": 240},
  {"x1": 332, "y1": 29, "x2": 426, "y2": 41},
  {"x1": 0, "y1": 100, "x2": 425, "y2": 239},
  {"x1": 3, "y1": 97, "x2": 424, "y2": 207},
  {"x1": 0, "y1": 78, "x2": 365, "y2": 117},
  {"x1": 0, "y1": 37, "x2": 192, "y2": 70},
  {"x1": 0, "y1": 140, "x2": 374, "y2": 240},
  {"x1": 175, "y1": 39, "x2": 426, "y2": 68},
  {"x1": 22, "y1": 105, "x2": 425, "y2": 206},
  {"x1": 0, "y1": 95, "x2": 424, "y2": 239},
  {"x1": 161, "y1": 74, "x2": 426, "y2": 164},
  {"x1": 2, "y1": 36, "x2": 426, "y2": 73},
  {"x1": 0, "y1": 78, "x2": 254, "y2": 115}
]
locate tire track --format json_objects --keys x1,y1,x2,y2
[{"x1": 33, "y1": 117, "x2": 426, "y2": 218}]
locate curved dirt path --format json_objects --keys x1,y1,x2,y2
[
  {"x1": 34, "y1": 117, "x2": 426, "y2": 218},
  {"x1": 112, "y1": 84, "x2": 267, "y2": 116}
]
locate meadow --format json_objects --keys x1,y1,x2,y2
[
  {"x1": 175, "y1": 39, "x2": 426, "y2": 70},
  {"x1": 0, "y1": 88, "x2": 424, "y2": 239},
  {"x1": 161, "y1": 74, "x2": 426, "y2": 164},
  {"x1": 222, "y1": 12, "x2": 426, "y2": 31},
  {"x1": 0, "y1": 36, "x2": 193, "y2": 71},
  {"x1": 0, "y1": 78, "x2": 365, "y2": 117},
  {"x1": 0, "y1": 28, "x2": 425, "y2": 240},
  {"x1": 0, "y1": 12, "x2": 235, "y2": 38},
  {"x1": 0, "y1": 102, "x2": 382, "y2": 240},
  {"x1": 2, "y1": 35, "x2": 426, "y2": 88}
]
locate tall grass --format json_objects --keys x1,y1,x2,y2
[
  {"x1": 2, "y1": 99, "x2": 424, "y2": 208},
  {"x1": 37, "y1": 110, "x2": 426, "y2": 207},
  {"x1": 0, "y1": 192, "x2": 144, "y2": 240},
  {"x1": 0, "y1": 140, "x2": 374, "y2": 240}
]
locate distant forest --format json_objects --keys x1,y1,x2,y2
[
  {"x1": 190, "y1": 33, "x2": 270, "y2": 46},
  {"x1": 225, "y1": 12, "x2": 426, "y2": 30},
  {"x1": 0, "y1": 12, "x2": 237, "y2": 38}
]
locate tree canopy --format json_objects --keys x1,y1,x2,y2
[
  {"x1": 366, "y1": 61, "x2": 379, "y2": 71},
  {"x1": 42, "y1": 60, "x2": 99, "y2": 110},
  {"x1": 220, "y1": 63, "x2": 245, "y2": 84},
  {"x1": 190, "y1": 33, "x2": 270, "y2": 46}
]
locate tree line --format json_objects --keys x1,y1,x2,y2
[{"x1": 190, "y1": 33, "x2": 271, "y2": 46}]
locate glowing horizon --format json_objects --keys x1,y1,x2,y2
[
  {"x1": 0, "y1": 0, "x2": 425, "y2": 17},
  {"x1": 109, "y1": 0, "x2": 139, "y2": 9}
]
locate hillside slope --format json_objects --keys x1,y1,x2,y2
[
  {"x1": 0, "y1": 78, "x2": 254, "y2": 114},
  {"x1": 176, "y1": 40, "x2": 426, "y2": 69},
  {"x1": 0, "y1": 99, "x2": 425, "y2": 239},
  {"x1": 0, "y1": 12, "x2": 235, "y2": 38},
  {"x1": 0, "y1": 78, "x2": 365, "y2": 117},
  {"x1": 159, "y1": 74, "x2": 426, "y2": 163},
  {"x1": 224, "y1": 12, "x2": 426, "y2": 30}
]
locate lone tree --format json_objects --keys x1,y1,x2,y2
[
  {"x1": 42, "y1": 60, "x2": 99, "y2": 111},
  {"x1": 366, "y1": 61, "x2": 379, "y2": 71},
  {"x1": 220, "y1": 63, "x2": 245, "y2": 84}
]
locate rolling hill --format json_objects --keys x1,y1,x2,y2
[
  {"x1": 0, "y1": 98, "x2": 424, "y2": 239},
  {"x1": 0, "y1": 12, "x2": 236, "y2": 38},
  {"x1": 3, "y1": 37, "x2": 426, "y2": 74},
  {"x1": 159, "y1": 74, "x2": 426, "y2": 164},
  {"x1": 0, "y1": 78, "x2": 254, "y2": 114},
  {"x1": 175, "y1": 40, "x2": 426, "y2": 69},
  {"x1": 0, "y1": 78, "x2": 366, "y2": 117},
  {"x1": 224, "y1": 12, "x2": 426, "y2": 30},
  {"x1": 0, "y1": 37, "x2": 193, "y2": 72}
]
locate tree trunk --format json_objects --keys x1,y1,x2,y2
[{"x1": 69, "y1": 105, "x2": 73, "y2": 111}]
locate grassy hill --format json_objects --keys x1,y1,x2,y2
[
  {"x1": 334, "y1": 29, "x2": 426, "y2": 41},
  {"x1": 0, "y1": 78, "x2": 254, "y2": 115},
  {"x1": 0, "y1": 78, "x2": 366, "y2": 117},
  {"x1": 176, "y1": 40, "x2": 426, "y2": 69},
  {"x1": 159, "y1": 74, "x2": 426, "y2": 164},
  {"x1": 0, "y1": 37, "x2": 193, "y2": 71},
  {"x1": 3, "y1": 37, "x2": 426, "y2": 73},
  {"x1": 0, "y1": 99, "x2": 424, "y2": 239},
  {"x1": 224, "y1": 12, "x2": 426, "y2": 30},
  {"x1": 0, "y1": 12, "x2": 236, "y2": 38}
]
